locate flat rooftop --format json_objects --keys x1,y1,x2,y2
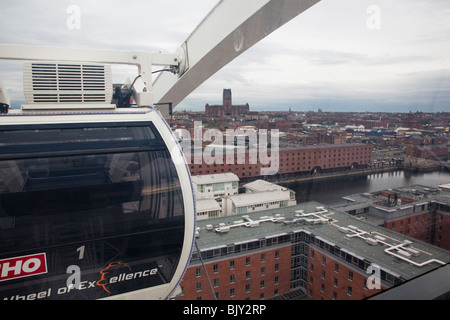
[
  {"x1": 194, "y1": 201, "x2": 450, "y2": 281},
  {"x1": 191, "y1": 172, "x2": 239, "y2": 185},
  {"x1": 196, "y1": 199, "x2": 221, "y2": 212},
  {"x1": 227, "y1": 190, "x2": 290, "y2": 206},
  {"x1": 243, "y1": 179, "x2": 293, "y2": 193},
  {"x1": 336, "y1": 184, "x2": 450, "y2": 214}
]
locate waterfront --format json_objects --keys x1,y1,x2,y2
[{"x1": 285, "y1": 170, "x2": 450, "y2": 206}]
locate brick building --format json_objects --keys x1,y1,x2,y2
[
  {"x1": 187, "y1": 143, "x2": 373, "y2": 181},
  {"x1": 176, "y1": 201, "x2": 450, "y2": 300},
  {"x1": 338, "y1": 184, "x2": 450, "y2": 251},
  {"x1": 406, "y1": 144, "x2": 449, "y2": 160},
  {"x1": 306, "y1": 247, "x2": 385, "y2": 300},
  {"x1": 179, "y1": 246, "x2": 292, "y2": 300},
  {"x1": 205, "y1": 89, "x2": 250, "y2": 117}
]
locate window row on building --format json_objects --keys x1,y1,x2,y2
[
  {"x1": 188, "y1": 144, "x2": 373, "y2": 180},
  {"x1": 178, "y1": 227, "x2": 403, "y2": 300}
]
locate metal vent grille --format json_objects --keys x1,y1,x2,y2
[{"x1": 24, "y1": 62, "x2": 112, "y2": 105}]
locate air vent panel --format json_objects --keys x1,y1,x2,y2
[{"x1": 24, "y1": 62, "x2": 113, "y2": 108}]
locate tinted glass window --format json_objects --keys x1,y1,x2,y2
[{"x1": 0, "y1": 123, "x2": 185, "y2": 299}]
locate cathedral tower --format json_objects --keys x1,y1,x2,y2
[{"x1": 223, "y1": 89, "x2": 232, "y2": 115}]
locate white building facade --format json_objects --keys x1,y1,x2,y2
[
  {"x1": 195, "y1": 199, "x2": 222, "y2": 221},
  {"x1": 191, "y1": 173, "x2": 239, "y2": 201},
  {"x1": 191, "y1": 173, "x2": 240, "y2": 219},
  {"x1": 222, "y1": 190, "x2": 296, "y2": 216}
]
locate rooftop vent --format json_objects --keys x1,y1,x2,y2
[
  {"x1": 23, "y1": 62, "x2": 114, "y2": 109},
  {"x1": 365, "y1": 237, "x2": 378, "y2": 246}
]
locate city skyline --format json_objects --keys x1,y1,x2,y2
[{"x1": 0, "y1": 0, "x2": 449, "y2": 113}]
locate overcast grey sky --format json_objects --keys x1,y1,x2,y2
[{"x1": 1, "y1": 0, "x2": 449, "y2": 113}]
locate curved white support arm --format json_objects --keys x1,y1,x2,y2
[
  {"x1": 153, "y1": 0, "x2": 321, "y2": 115},
  {"x1": 0, "y1": 0, "x2": 320, "y2": 113}
]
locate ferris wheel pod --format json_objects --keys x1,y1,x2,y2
[{"x1": 0, "y1": 107, "x2": 196, "y2": 300}]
